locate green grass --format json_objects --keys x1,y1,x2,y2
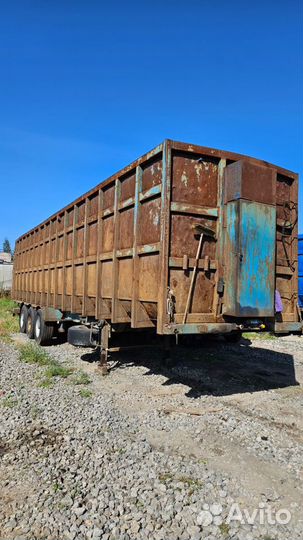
[
  {"x1": 79, "y1": 389, "x2": 93, "y2": 398},
  {"x1": 159, "y1": 472, "x2": 203, "y2": 491},
  {"x1": 44, "y1": 364, "x2": 73, "y2": 378},
  {"x1": 2, "y1": 395, "x2": 17, "y2": 408},
  {"x1": 52, "y1": 482, "x2": 63, "y2": 493},
  {"x1": 19, "y1": 343, "x2": 52, "y2": 366},
  {"x1": 159, "y1": 472, "x2": 174, "y2": 483},
  {"x1": 242, "y1": 331, "x2": 276, "y2": 341},
  {"x1": 38, "y1": 378, "x2": 54, "y2": 388},
  {"x1": 30, "y1": 405, "x2": 41, "y2": 418},
  {"x1": 177, "y1": 475, "x2": 203, "y2": 489},
  {"x1": 18, "y1": 342, "x2": 73, "y2": 386},
  {"x1": 71, "y1": 371, "x2": 91, "y2": 385},
  {"x1": 0, "y1": 296, "x2": 19, "y2": 341},
  {"x1": 219, "y1": 523, "x2": 230, "y2": 536}
]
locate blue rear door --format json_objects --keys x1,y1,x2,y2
[{"x1": 224, "y1": 200, "x2": 276, "y2": 317}]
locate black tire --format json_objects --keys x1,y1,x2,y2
[
  {"x1": 224, "y1": 331, "x2": 242, "y2": 343},
  {"x1": 34, "y1": 309, "x2": 54, "y2": 345},
  {"x1": 26, "y1": 307, "x2": 36, "y2": 339},
  {"x1": 19, "y1": 305, "x2": 28, "y2": 333}
]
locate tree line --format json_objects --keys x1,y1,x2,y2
[{"x1": 2, "y1": 238, "x2": 13, "y2": 256}]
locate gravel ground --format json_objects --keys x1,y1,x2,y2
[{"x1": 1, "y1": 332, "x2": 303, "y2": 540}]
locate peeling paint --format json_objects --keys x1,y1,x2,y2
[{"x1": 181, "y1": 172, "x2": 188, "y2": 187}]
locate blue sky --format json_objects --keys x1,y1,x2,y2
[{"x1": 0, "y1": 0, "x2": 302, "y2": 248}]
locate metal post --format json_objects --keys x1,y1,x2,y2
[
  {"x1": 98, "y1": 323, "x2": 110, "y2": 375},
  {"x1": 182, "y1": 233, "x2": 204, "y2": 324}
]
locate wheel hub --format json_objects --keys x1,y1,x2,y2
[{"x1": 35, "y1": 317, "x2": 41, "y2": 338}]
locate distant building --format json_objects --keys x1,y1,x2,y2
[
  {"x1": 0, "y1": 252, "x2": 13, "y2": 290},
  {"x1": 0, "y1": 252, "x2": 12, "y2": 264}
]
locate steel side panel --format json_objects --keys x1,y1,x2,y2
[{"x1": 224, "y1": 201, "x2": 276, "y2": 317}]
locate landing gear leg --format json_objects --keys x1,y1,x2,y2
[{"x1": 98, "y1": 323, "x2": 110, "y2": 376}]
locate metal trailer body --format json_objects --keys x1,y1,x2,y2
[
  {"x1": 299, "y1": 235, "x2": 303, "y2": 309},
  {"x1": 12, "y1": 140, "x2": 301, "y2": 346}
]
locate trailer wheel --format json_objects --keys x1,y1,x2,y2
[
  {"x1": 19, "y1": 305, "x2": 28, "y2": 333},
  {"x1": 224, "y1": 331, "x2": 242, "y2": 343},
  {"x1": 34, "y1": 309, "x2": 54, "y2": 345},
  {"x1": 26, "y1": 307, "x2": 36, "y2": 339}
]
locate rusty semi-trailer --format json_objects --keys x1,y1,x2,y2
[{"x1": 12, "y1": 140, "x2": 300, "y2": 370}]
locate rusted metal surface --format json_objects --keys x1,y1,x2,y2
[
  {"x1": 41, "y1": 306, "x2": 63, "y2": 322},
  {"x1": 274, "y1": 322, "x2": 302, "y2": 333},
  {"x1": 224, "y1": 161, "x2": 276, "y2": 205},
  {"x1": 163, "y1": 323, "x2": 239, "y2": 335},
  {"x1": 12, "y1": 140, "x2": 300, "y2": 335}
]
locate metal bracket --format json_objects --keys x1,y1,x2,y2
[{"x1": 41, "y1": 307, "x2": 63, "y2": 323}]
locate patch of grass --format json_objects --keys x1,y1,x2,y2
[
  {"x1": 158, "y1": 472, "x2": 203, "y2": 492},
  {"x1": 159, "y1": 472, "x2": 174, "y2": 483},
  {"x1": 52, "y1": 482, "x2": 63, "y2": 493},
  {"x1": 30, "y1": 405, "x2": 41, "y2": 418},
  {"x1": 2, "y1": 395, "x2": 17, "y2": 408},
  {"x1": 44, "y1": 364, "x2": 72, "y2": 378},
  {"x1": 38, "y1": 378, "x2": 54, "y2": 388},
  {"x1": 177, "y1": 475, "x2": 203, "y2": 489},
  {"x1": 219, "y1": 523, "x2": 230, "y2": 536},
  {"x1": 79, "y1": 389, "x2": 93, "y2": 398},
  {"x1": 19, "y1": 342, "x2": 73, "y2": 383},
  {"x1": 18, "y1": 342, "x2": 75, "y2": 390},
  {"x1": 242, "y1": 331, "x2": 276, "y2": 341},
  {"x1": 0, "y1": 297, "x2": 19, "y2": 341},
  {"x1": 19, "y1": 343, "x2": 52, "y2": 366},
  {"x1": 71, "y1": 371, "x2": 91, "y2": 385}
]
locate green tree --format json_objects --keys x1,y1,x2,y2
[{"x1": 3, "y1": 238, "x2": 12, "y2": 254}]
